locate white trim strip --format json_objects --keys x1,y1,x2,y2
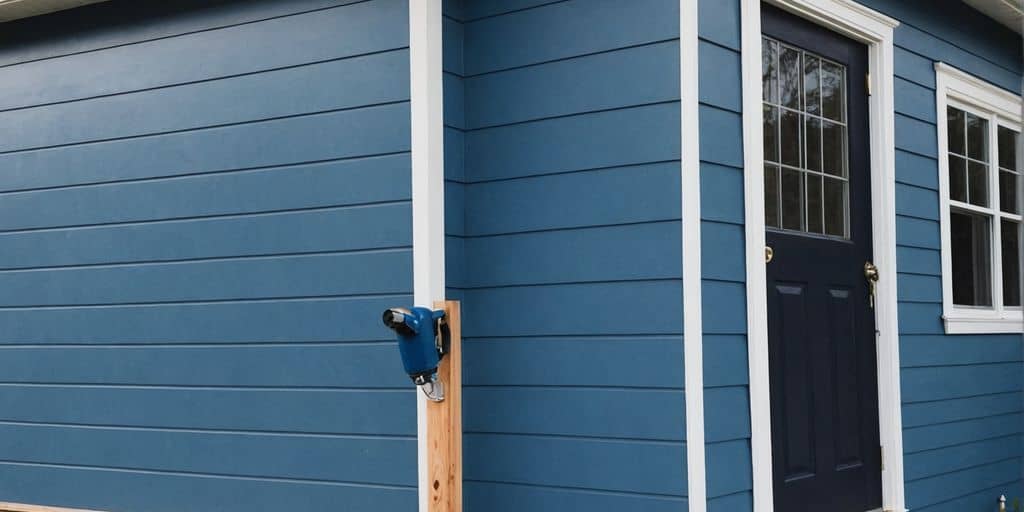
[
  {"x1": 409, "y1": 1, "x2": 446, "y2": 511},
  {"x1": 740, "y1": 1, "x2": 906, "y2": 511},
  {"x1": 681, "y1": 2, "x2": 706, "y2": 511}
]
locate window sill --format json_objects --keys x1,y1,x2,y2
[{"x1": 943, "y1": 312, "x2": 1024, "y2": 334}]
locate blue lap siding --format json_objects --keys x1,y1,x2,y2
[
  {"x1": 0, "y1": 1, "x2": 415, "y2": 510},
  {"x1": 855, "y1": 1, "x2": 1024, "y2": 510},
  {"x1": 444, "y1": 1, "x2": 688, "y2": 510}
]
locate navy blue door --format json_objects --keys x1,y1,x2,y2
[{"x1": 761, "y1": 5, "x2": 882, "y2": 512}]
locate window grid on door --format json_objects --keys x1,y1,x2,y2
[{"x1": 762, "y1": 36, "x2": 850, "y2": 239}]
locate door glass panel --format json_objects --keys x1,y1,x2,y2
[{"x1": 762, "y1": 37, "x2": 849, "y2": 238}]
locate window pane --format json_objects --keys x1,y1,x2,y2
[
  {"x1": 966, "y1": 112, "x2": 988, "y2": 161},
  {"x1": 820, "y1": 61, "x2": 845, "y2": 122},
  {"x1": 1000, "y1": 170, "x2": 1019, "y2": 214},
  {"x1": 806, "y1": 116, "x2": 822, "y2": 172},
  {"x1": 822, "y1": 120, "x2": 846, "y2": 177},
  {"x1": 823, "y1": 177, "x2": 846, "y2": 237},
  {"x1": 765, "y1": 164, "x2": 780, "y2": 228},
  {"x1": 807, "y1": 173, "x2": 824, "y2": 234},
  {"x1": 998, "y1": 126, "x2": 1018, "y2": 171},
  {"x1": 764, "y1": 105, "x2": 779, "y2": 163},
  {"x1": 780, "y1": 109, "x2": 801, "y2": 167},
  {"x1": 781, "y1": 167, "x2": 803, "y2": 231},
  {"x1": 779, "y1": 46, "x2": 802, "y2": 110},
  {"x1": 967, "y1": 160, "x2": 988, "y2": 207},
  {"x1": 762, "y1": 39, "x2": 778, "y2": 103},
  {"x1": 947, "y1": 107, "x2": 965, "y2": 156},
  {"x1": 804, "y1": 55, "x2": 820, "y2": 116},
  {"x1": 1002, "y1": 220, "x2": 1021, "y2": 307},
  {"x1": 949, "y1": 155, "x2": 967, "y2": 203},
  {"x1": 950, "y1": 210, "x2": 992, "y2": 306}
]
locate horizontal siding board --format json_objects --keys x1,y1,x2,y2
[
  {"x1": 697, "y1": 0, "x2": 740, "y2": 50},
  {"x1": 464, "y1": 388, "x2": 685, "y2": 440},
  {"x1": 0, "y1": 0, "x2": 367, "y2": 67},
  {"x1": 704, "y1": 387, "x2": 750, "y2": 443},
  {"x1": 0, "y1": 386, "x2": 416, "y2": 435},
  {"x1": 895, "y1": 113, "x2": 938, "y2": 158},
  {"x1": 895, "y1": 183, "x2": 940, "y2": 221},
  {"x1": 897, "y1": 302, "x2": 945, "y2": 334},
  {"x1": 699, "y1": 106, "x2": 743, "y2": 168},
  {"x1": 0, "y1": 203, "x2": 412, "y2": 271},
  {"x1": 464, "y1": 433, "x2": 686, "y2": 496},
  {"x1": 708, "y1": 491, "x2": 752, "y2": 512},
  {"x1": 463, "y1": 337, "x2": 684, "y2": 388},
  {"x1": 896, "y1": 246, "x2": 941, "y2": 276},
  {"x1": 700, "y1": 163, "x2": 745, "y2": 224},
  {"x1": 0, "y1": 344, "x2": 410, "y2": 388},
  {"x1": 464, "y1": 162, "x2": 682, "y2": 235},
  {"x1": 705, "y1": 439, "x2": 752, "y2": 498},
  {"x1": 0, "y1": 295, "x2": 409, "y2": 344},
  {"x1": 902, "y1": 392, "x2": 1024, "y2": 429},
  {"x1": 0, "y1": 251, "x2": 411, "y2": 306},
  {"x1": 442, "y1": 16, "x2": 464, "y2": 75},
  {"x1": 913, "y1": 480, "x2": 1024, "y2": 512},
  {"x1": 893, "y1": 25, "x2": 1019, "y2": 93},
  {"x1": 896, "y1": 216, "x2": 941, "y2": 250},
  {"x1": 897, "y1": 273, "x2": 942, "y2": 303},
  {"x1": 698, "y1": 42, "x2": 742, "y2": 112},
  {"x1": 0, "y1": 0, "x2": 409, "y2": 111},
  {"x1": 905, "y1": 458, "x2": 1022, "y2": 510},
  {"x1": 900, "y1": 335, "x2": 1023, "y2": 368},
  {"x1": 700, "y1": 221, "x2": 745, "y2": 282},
  {"x1": 903, "y1": 413, "x2": 1023, "y2": 454},
  {"x1": 464, "y1": 103, "x2": 680, "y2": 182},
  {"x1": 463, "y1": 0, "x2": 679, "y2": 75},
  {"x1": 464, "y1": 481, "x2": 687, "y2": 512},
  {"x1": 893, "y1": 46, "x2": 936, "y2": 89},
  {"x1": 0, "y1": 423, "x2": 417, "y2": 486},
  {"x1": 895, "y1": 149, "x2": 938, "y2": 191},
  {"x1": 904, "y1": 434, "x2": 1023, "y2": 482},
  {"x1": 464, "y1": 41, "x2": 679, "y2": 129},
  {"x1": 463, "y1": 223, "x2": 681, "y2": 287},
  {"x1": 463, "y1": 0, "x2": 563, "y2": 21},
  {"x1": 701, "y1": 281, "x2": 747, "y2": 334},
  {"x1": 0, "y1": 50, "x2": 409, "y2": 154},
  {"x1": 894, "y1": 76, "x2": 936, "y2": 123},
  {"x1": 902, "y1": 364, "x2": 1024, "y2": 403},
  {"x1": 461, "y1": 281, "x2": 683, "y2": 337},
  {"x1": 0, "y1": 104, "x2": 411, "y2": 193},
  {"x1": 0, "y1": 154, "x2": 411, "y2": 231},
  {"x1": 703, "y1": 335, "x2": 749, "y2": 388},
  {"x1": 0, "y1": 462, "x2": 415, "y2": 512}
]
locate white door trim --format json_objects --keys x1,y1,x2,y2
[
  {"x1": 409, "y1": 1, "x2": 446, "y2": 510},
  {"x1": 738, "y1": 1, "x2": 906, "y2": 512},
  {"x1": 680, "y1": 1, "x2": 707, "y2": 511}
]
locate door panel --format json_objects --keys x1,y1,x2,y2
[{"x1": 762, "y1": 5, "x2": 882, "y2": 512}]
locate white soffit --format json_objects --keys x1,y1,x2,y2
[
  {"x1": 0, "y1": 0, "x2": 108, "y2": 22},
  {"x1": 964, "y1": 0, "x2": 1023, "y2": 33}
]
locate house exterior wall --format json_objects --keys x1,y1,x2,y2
[
  {"x1": 856, "y1": 1, "x2": 1024, "y2": 509},
  {"x1": 443, "y1": 0, "x2": 689, "y2": 510},
  {"x1": 0, "y1": 0, "x2": 416, "y2": 510}
]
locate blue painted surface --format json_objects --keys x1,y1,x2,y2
[
  {"x1": 698, "y1": 1, "x2": 754, "y2": 510},
  {"x1": 851, "y1": 1, "x2": 1024, "y2": 509},
  {"x1": 444, "y1": 0, "x2": 688, "y2": 509},
  {"x1": 0, "y1": 1, "x2": 414, "y2": 511}
]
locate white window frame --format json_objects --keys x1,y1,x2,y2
[{"x1": 935, "y1": 63, "x2": 1023, "y2": 335}]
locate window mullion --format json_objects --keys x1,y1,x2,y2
[{"x1": 988, "y1": 115, "x2": 1004, "y2": 314}]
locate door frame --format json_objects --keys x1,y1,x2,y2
[{"x1": 738, "y1": 1, "x2": 906, "y2": 512}]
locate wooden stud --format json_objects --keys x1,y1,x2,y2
[
  {"x1": 428, "y1": 300, "x2": 461, "y2": 512},
  {"x1": 0, "y1": 503, "x2": 105, "y2": 512}
]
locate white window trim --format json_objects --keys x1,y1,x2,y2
[
  {"x1": 934, "y1": 62, "x2": 1024, "y2": 335},
  {"x1": 739, "y1": 1, "x2": 906, "y2": 511}
]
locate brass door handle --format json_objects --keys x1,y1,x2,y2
[
  {"x1": 864, "y1": 261, "x2": 879, "y2": 308},
  {"x1": 765, "y1": 246, "x2": 774, "y2": 263}
]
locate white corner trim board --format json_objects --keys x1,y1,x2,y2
[
  {"x1": 739, "y1": 1, "x2": 906, "y2": 512},
  {"x1": 680, "y1": 1, "x2": 707, "y2": 511},
  {"x1": 409, "y1": 1, "x2": 446, "y2": 511},
  {"x1": 934, "y1": 62, "x2": 1024, "y2": 335}
]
